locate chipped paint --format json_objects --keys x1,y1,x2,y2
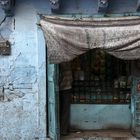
[{"x1": 0, "y1": 0, "x2": 47, "y2": 139}]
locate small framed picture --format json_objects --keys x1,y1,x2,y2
[{"x1": 137, "y1": 82, "x2": 140, "y2": 93}]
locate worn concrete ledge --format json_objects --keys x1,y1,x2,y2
[
  {"x1": 61, "y1": 130, "x2": 138, "y2": 140},
  {"x1": 61, "y1": 138, "x2": 138, "y2": 140}
]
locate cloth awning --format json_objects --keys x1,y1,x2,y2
[{"x1": 40, "y1": 15, "x2": 140, "y2": 64}]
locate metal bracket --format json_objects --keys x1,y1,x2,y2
[
  {"x1": 49, "y1": 0, "x2": 60, "y2": 13},
  {"x1": 98, "y1": 0, "x2": 108, "y2": 13},
  {"x1": 0, "y1": 0, "x2": 15, "y2": 16},
  {"x1": 0, "y1": 41, "x2": 11, "y2": 55}
]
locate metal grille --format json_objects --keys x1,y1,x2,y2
[{"x1": 71, "y1": 50, "x2": 131, "y2": 104}]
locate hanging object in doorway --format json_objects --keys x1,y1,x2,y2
[
  {"x1": 137, "y1": 81, "x2": 140, "y2": 93},
  {"x1": 40, "y1": 15, "x2": 140, "y2": 64}
]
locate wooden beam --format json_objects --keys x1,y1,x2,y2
[
  {"x1": 50, "y1": 0, "x2": 60, "y2": 13},
  {"x1": 98, "y1": 0, "x2": 108, "y2": 13},
  {"x1": 137, "y1": 0, "x2": 140, "y2": 11}
]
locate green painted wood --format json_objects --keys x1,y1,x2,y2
[{"x1": 48, "y1": 64, "x2": 60, "y2": 140}]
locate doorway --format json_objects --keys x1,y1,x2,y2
[{"x1": 58, "y1": 49, "x2": 132, "y2": 139}]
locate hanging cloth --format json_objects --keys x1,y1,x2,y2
[{"x1": 40, "y1": 15, "x2": 140, "y2": 64}]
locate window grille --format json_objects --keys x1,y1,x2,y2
[{"x1": 71, "y1": 50, "x2": 131, "y2": 104}]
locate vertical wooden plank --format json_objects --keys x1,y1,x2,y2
[{"x1": 48, "y1": 64, "x2": 59, "y2": 140}]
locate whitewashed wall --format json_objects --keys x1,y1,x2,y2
[{"x1": 0, "y1": 0, "x2": 49, "y2": 139}]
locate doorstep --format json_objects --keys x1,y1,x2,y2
[{"x1": 61, "y1": 130, "x2": 138, "y2": 140}]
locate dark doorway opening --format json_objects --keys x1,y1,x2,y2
[{"x1": 59, "y1": 49, "x2": 132, "y2": 139}]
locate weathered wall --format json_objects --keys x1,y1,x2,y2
[
  {"x1": 0, "y1": 0, "x2": 140, "y2": 139},
  {"x1": 0, "y1": 0, "x2": 50, "y2": 139}
]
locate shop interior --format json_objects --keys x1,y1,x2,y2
[
  {"x1": 59, "y1": 49, "x2": 132, "y2": 137},
  {"x1": 71, "y1": 49, "x2": 131, "y2": 105}
]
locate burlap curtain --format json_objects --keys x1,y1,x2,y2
[{"x1": 40, "y1": 15, "x2": 140, "y2": 64}]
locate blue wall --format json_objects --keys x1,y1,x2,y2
[
  {"x1": 0, "y1": 0, "x2": 139, "y2": 139},
  {"x1": 0, "y1": 0, "x2": 50, "y2": 139}
]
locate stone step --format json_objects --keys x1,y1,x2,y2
[
  {"x1": 61, "y1": 130, "x2": 138, "y2": 140},
  {"x1": 61, "y1": 137, "x2": 138, "y2": 140}
]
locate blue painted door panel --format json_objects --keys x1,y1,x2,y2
[{"x1": 71, "y1": 104, "x2": 131, "y2": 130}]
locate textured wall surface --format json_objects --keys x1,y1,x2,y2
[
  {"x1": 0, "y1": 0, "x2": 48, "y2": 139},
  {"x1": 0, "y1": 0, "x2": 140, "y2": 139}
]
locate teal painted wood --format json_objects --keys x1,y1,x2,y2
[
  {"x1": 131, "y1": 77, "x2": 140, "y2": 138},
  {"x1": 71, "y1": 104, "x2": 131, "y2": 130},
  {"x1": 48, "y1": 64, "x2": 60, "y2": 140}
]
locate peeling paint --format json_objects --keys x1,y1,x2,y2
[
  {"x1": 0, "y1": 0, "x2": 47, "y2": 139},
  {"x1": 4, "y1": 89, "x2": 25, "y2": 102}
]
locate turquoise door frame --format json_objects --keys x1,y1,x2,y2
[
  {"x1": 131, "y1": 77, "x2": 140, "y2": 138},
  {"x1": 47, "y1": 65, "x2": 140, "y2": 139},
  {"x1": 48, "y1": 64, "x2": 60, "y2": 140}
]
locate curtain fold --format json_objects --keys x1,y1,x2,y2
[{"x1": 40, "y1": 15, "x2": 140, "y2": 64}]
